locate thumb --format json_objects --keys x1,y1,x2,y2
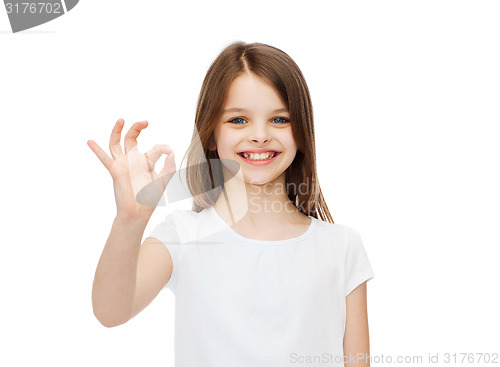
[{"x1": 157, "y1": 152, "x2": 176, "y2": 187}]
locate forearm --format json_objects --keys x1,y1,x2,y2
[
  {"x1": 91, "y1": 214, "x2": 150, "y2": 327},
  {"x1": 344, "y1": 283, "x2": 371, "y2": 367}
]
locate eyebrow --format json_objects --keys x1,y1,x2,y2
[{"x1": 222, "y1": 107, "x2": 289, "y2": 114}]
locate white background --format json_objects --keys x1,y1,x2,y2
[{"x1": 1, "y1": 1, "x2": 499, "y2": 366}]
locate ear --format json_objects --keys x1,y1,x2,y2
[{"x1": 209, "y1": 143, "x2": 217, "y2": 151}]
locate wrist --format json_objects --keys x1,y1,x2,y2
[{"x1": 114, "y1": 211, "x2": 152, "y2": 227}]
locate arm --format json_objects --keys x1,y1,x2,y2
[
  {"x1": 88, "y1": 118, "x2": 176, "y2": 327},
  {"x1": 92, "y1": 215, "x2": 149, "y2": 327},
  {"x1": 343, "y1": 282, "x2": 371, "y2": 367}
]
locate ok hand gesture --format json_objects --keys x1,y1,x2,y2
[{"x1": 87, "y1": 119, "x2": 176, "y2": 220}]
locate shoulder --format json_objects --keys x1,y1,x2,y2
[
  {"x1": 157, "y1": 207, "x2": 208, "y2": 225},
  {"x1": 157, "y1": 207, "x2": 220, "y2": 244},
  {"x1": 149, "y1": 208, "x2": 202, "y2": 236},
  {"x1": 311, "y1": 219, "x2": 363, "y2": 252},
  {"x1": 312, "y1": 217, "x2": 354, "y2": 239}
]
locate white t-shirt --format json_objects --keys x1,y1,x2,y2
[{"x1": 146, "y1": 206, "x2": 374, "y2": 367}]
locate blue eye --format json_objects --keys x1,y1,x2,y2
[
  {"x1": 228, "y1": 117, "x2": 289, "y2": 124},
  {"x1": 273, "y1": 117, "x2": 290, "y2": 124},
  {"x1": 229, "y1": 117, "x2": 247, "y2": 124}
]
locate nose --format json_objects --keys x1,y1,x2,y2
[{"x1": 249, "y1": 122, "x2": 271, "y2": 144}]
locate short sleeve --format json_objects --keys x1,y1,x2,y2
[
  {"x1": 344, "y1": 227, "x2": 375, "y2": 296},
  {"x1": 146, "y1": 211, "x2": 182, "y2": 292}
]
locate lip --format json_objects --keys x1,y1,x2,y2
[
  {"x1": 237, "y1": 149, "x2": 281, "y2": 154},
  {"x1": 237, "y1": 151, "x2": 281, "y2": 166}
]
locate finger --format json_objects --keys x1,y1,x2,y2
[
  {"x1": 109, "y1": 118, "x2": 125, "y2": 159},
  {"x1": 144, "y1": 144, "x2": 174, "y2": 169},
  {"x1": 124, "y1": 120, "x2": 148, "y2": 155},
  {"x1": 88, "y1": 140, "x2": 113, "y2": 170},
  {"x1": 157, "y1": 150, "x2": 176, "y2": 186}
]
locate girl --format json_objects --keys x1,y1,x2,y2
[{"x1": 89, "y1": 41, "x2": 374, "y2": 367}]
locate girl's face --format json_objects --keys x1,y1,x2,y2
[{"x1": 212, "y1": 72, "x2": 298, "y2": 186}]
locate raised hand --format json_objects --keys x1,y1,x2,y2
[{"x1": 87, "y1": 118, "x2": 176, "y2": 220}]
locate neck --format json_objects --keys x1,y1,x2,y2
[{"x1": 213, "y1": 169, "x2": 302, "y2": 227}]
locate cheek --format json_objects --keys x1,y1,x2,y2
[
  {"x1": 216, "y1": 130, "x2": 239, "y2": 154},
  {"x1": 286, "y1": 148, "x2": 298, "y2": 164},
  {"x1": 280, "y1": 131, "x2": 298, "y2": 152}
]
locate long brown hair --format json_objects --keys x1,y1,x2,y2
[{"x1": 179, "y1": 41, "x2": 334, "y2": 223}]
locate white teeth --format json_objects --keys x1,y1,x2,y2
[{"x1": 241, "y1": 152, "x2": 276, "y2": 160}]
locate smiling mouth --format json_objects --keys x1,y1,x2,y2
[{"x1": 237, "y1": 151, "x2": 280, "y2": 161}]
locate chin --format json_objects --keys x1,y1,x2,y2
[{"x1": 242, "y1": 173, "x2": 281, "y2": 186}]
